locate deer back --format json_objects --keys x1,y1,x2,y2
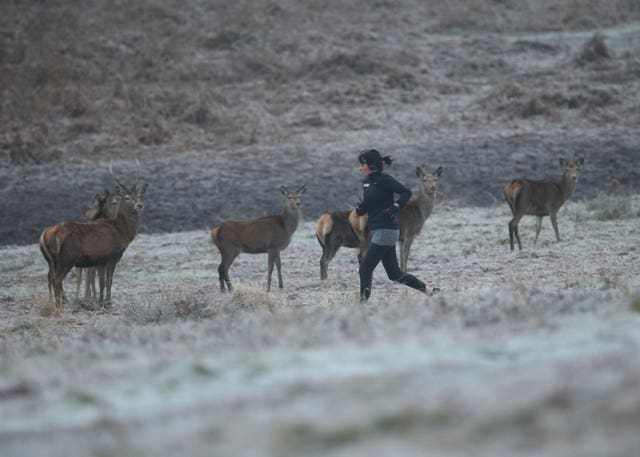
[
  {"x1": 506, "y1": 158, "x2": 583, "y2": 216},
  {"x1": 40, "y1": 165, "x2": 147, "y2": 268},
  {"x1": 316, "y1": 210, "x2": 361, "y2": 248},
  {"x1": 213, "y1": 184, "x2": 305, "y2": 254}
]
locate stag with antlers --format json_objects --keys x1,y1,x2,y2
[{"x1": 39, "y1": 164, "x2": 147, "y2": 307}]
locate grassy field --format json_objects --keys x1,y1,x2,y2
[
  {"x1": 1, "y1": 196, "x2": 639, "y2": 456},
  {"x1": 2, "y1": 1, "x2": 640, "y2": 456}
]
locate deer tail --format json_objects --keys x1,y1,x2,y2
[
  {"x1": 504, "y1": 181, "x2": 522, "y2": 214},
  {"x1": 315, "y1": 213, "x2": 333, "y2": 247},
  {"x1": 38, "y1": 227, "x2": 63, "y2": 270},
  {"x1": 210, "y1": 225, "x2": 221, "y2": 249}
]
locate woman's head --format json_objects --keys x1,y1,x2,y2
[{"x1": 358, "y1": 149, "x2": 392, "y2": 172}]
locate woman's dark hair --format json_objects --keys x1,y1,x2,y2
[{"x1": 358, "y1": 149, "x2": 393, "y2": 171}]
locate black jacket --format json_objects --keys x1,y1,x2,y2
[{"x1": 356, "y1": 171, "x2": 411, "y2": 230}]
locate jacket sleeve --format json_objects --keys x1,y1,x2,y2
[{"x1": 387, "y1": 176, "x2": 412, "y2": 208}]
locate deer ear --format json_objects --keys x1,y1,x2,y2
[
  {"x1": 559, "y1": 158, "x2": 567, "y2": 167},
  {"x1": 280, "y1": 186, "x2": 289, "y2": 195},
  {"x1": 576, "y1": 158, "x2": 584, "y2": 166},
  {"x1": 434, "y1": 166, "x2": 443, "y2": 177},
  {"x1": 416, "y1": 167, "x2": 424, "y2": 178},
  {"x1": 297, "y1": 184, "x2": 306, "y2": 194}
]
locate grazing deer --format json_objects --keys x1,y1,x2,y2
[
  {"x1": 211, "y1": 185, "x2": 306, "y2": 292},
  {"x1": 504, "y1": 158, "x2": 584, "y2": 250},
  {"x1": 75, "y1": 190, "x2": 120, "y2": 300},
  {"x1": 316, "y1": 166, "x2": 442, "y2": 278},
  {"x1": 39, "y1": 165, "x2": 147, "y2": 307}
]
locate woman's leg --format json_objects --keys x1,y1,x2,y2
[
  {"x1": 359, "y1": 243, "x2": 387, "y2": 300},
  {"x1": 380, "y1": 245, "x2": 427, "y2": 292}
]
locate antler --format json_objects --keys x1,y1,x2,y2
[
  {"x1": 109, "y1": 164, "x2": 129, "y2": 193},
  {"x1": 135, "y1": 159, "x2": 141, "y2": 187}
]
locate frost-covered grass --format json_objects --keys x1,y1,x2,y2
[{"x1": 0, "y1": 201, "x2": 639, "y2": 457}]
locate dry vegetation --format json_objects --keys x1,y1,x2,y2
[{"x1": 1, "y1": 1, "x2": 640, "y2": 456}]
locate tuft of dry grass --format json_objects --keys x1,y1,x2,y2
[
  {"x1": 123, "y1": 287, "x2": 211, "y2": 324},
  {"x1": 225, "y1": 285, "x2": 281, "y2": 313},
  {"x1": 576, "y1": 33, "x2": 611, "y2": 65},
  {"x1": 36, "y1": 294, "x2": 59, "y2": 317},
  {"x1": 588, "y1": 192, "x2": 640, "y2": 220}
]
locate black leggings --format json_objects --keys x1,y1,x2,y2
[{"x1": 359, "y1": 242, "x2": 426, "y2": 300}]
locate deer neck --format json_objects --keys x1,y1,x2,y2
[
  {"x1": 282, "y1": 205, "x2": 300, "y2": 234},
  {"x1": 559, "y1": 173, "x2": 577, "y2": 201},
  {"x1": 415, "y1": 188, "x2": 435, "y2": 220},
  {"x1": 112, "y1": 209, "x2": 141, "y2": 242}
]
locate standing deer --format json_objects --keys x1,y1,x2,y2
[
  {"x1": 504, "y1": 157, "x2": 584, "y2": 250},
  {"x1": 397, "y1": 166, "x2": 443, "y2": 271},
  {"x1": 39, "y1": 165, "x2": 147, "y2": 307},
  {"x1": 316, "y1": 165, "x2": 442, "y2": 278},
  {"x1": 75, "y1": 190, "x2": 119, "y2": 300},
  {"x1": 211, "y1": 185, "x2": 306, "y2": 292},
  {"x1": 316, "y1": 210, "x2": 370, "y2": 280}
]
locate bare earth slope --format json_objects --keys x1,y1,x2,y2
[{"x1": 1, "y1": 1, "x2": 640, "y2": 244}]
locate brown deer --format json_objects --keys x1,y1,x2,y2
[
  {"x1": 39, "y1": 165, "x2": 147, "y2": 307},
  {"x1": 316, "y1": 210, "x2": 370, "y2": 280},
  {"x1": 211, "y1": 185, "x2": 306, "y2": 292},
  {"x1": 397, "y1": 166, "x2": 443, "y2": 271},
  {"x1": 316, "y1": 166, "x2": 442, "y2": 278},
  {"x1": 504, "y1": 158, "x2": 584, "y2": 251},
  {"x1": 75, "y1": 190, "x2": 120, "y2": 300}
]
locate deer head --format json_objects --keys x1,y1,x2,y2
[
  {"x1": 280, "y1": 184, "x2": 306, "y2": 210},
  {"x1": 416, "y1": 166, "x2": 443, "y2": 196}
]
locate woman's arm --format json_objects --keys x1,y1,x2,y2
[{"x1": 387, "y1": 175, "x2": 412, "y2": 208}]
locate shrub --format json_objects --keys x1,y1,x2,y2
[{"x1": 588, "y1": 192, "x2": 639, "y2": 220}]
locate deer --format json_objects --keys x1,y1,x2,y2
[
  {"x1": 39, "y1": 165, "x2": 147, "y2": 307},
  {"x1": 75, "y1": 190, "x2": 120, "y2": 300},
  {"x1": 315, "y1": 210, "x2": 370, "y2": 280},
  {"x1": 316, "y1": 165, "x2": 442, "y2": 278},
  {"x1": 211, "y1": 184, "x2": 306, "y2": 292},
  {"x1": 504, "y1": 157, "x2": 584, "y2": 251},
  {"x1": 396, "y1": 166, "x2": 443, "y2": 271}
]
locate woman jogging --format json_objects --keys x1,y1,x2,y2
[{"x1": 355, "y1": 149, "x2": 440, "y2": 301}]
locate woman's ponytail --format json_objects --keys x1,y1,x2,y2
[{"x1": 358, "y1": 149, "x2": 393, "y2": 171}]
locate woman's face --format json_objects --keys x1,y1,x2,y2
[{"x1": 359, "y1": 161, "x2": 373, "y2": 177}]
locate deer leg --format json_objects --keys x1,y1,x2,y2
[
  {"x1": 267, "y1": 252, "x2": 275, "y2": 292},
  {"x1": 53, "y1": 268, "x2": 70, "y2": 308},
  {"x1": 533, "y1": 216, "x2": 543, "y2": 245},
  {"x1": 357, "y1": 237, "x2": 370, "y2": 266},
  {"x1": 98, "y1": 267, "x2": 106, "y2": 303},
  {"x1": 400, "y1": 237, "x2": 414, "y2": 272},
  {"x1": 508, "y1": 214, "x2": 524, "y2": 251},
  {"x1": 75, "y1": 267, "x2": 83, "y2": 298},
  {"x1": 218, "y1": 251, "x2": 238, "y2": 293},
  {"x1": 87, "y1": 268, "x2": 97, "y2": 299},
  {"x1": 47, "y1": 267, "x2": 55, "y2": 304},
  {"x1": 275, "y1": 251, "x2": 283, "y2": 289},
  {"x1": 550, "y1": 211, "x2": 561, "y2": 241},
  {"x1": 104, "y1": 262, "x2": 117, "y2": 307},
  {"x1": 320, "y1": 239, "x2": 341, "y2": 280}
]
